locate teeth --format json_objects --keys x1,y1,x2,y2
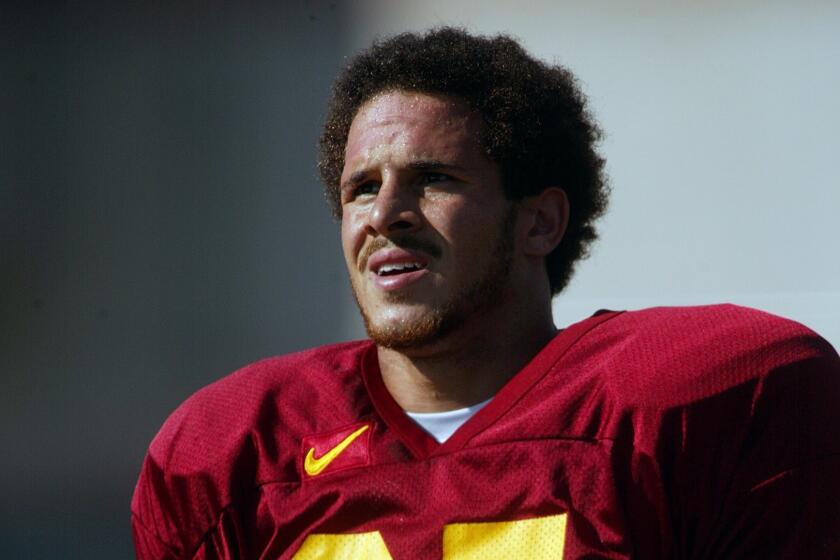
[{"x1": 377, "y1": 262, "x2": 423, "y2": 275}]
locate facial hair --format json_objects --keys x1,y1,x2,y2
[{"x1": 351, "y1": 205, "x2": 517, "y2": 350}]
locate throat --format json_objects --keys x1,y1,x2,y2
[
  {"x1": 375, "y1": 310, "x2": 559, "y2": 413},
  {"x1": 376, "y1": 337, "x2": 513, "y2": 413}
]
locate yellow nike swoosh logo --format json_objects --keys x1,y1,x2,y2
[{"x1": 304, "y1": 424, "x2": 370, "y2": 476}]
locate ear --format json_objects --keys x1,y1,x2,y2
[{"x1": 520, "y1": 187, "x2": 569, "y2": 257}]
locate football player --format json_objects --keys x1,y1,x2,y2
[{"x1": 132, "y1": 28, "x2": 840, "y2": 559}]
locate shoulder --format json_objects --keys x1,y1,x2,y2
[
  {"x1": 618, "y1": 302, "x2": 824, "y2": 340},
  {"x1": 579, "y1": 306, "x2": 840, "y2": 556},
  {"x1": 577, "y1": 304, "x2": 838, "y2": 407},
  {"x1": 147, "y1": 340, "x2": 371, "y2": 466},
  {"x1": 131, "y1": 340, "x2": 373, "y2": 555}
]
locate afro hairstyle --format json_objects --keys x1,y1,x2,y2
[{"x1": 319, "y1": 27, "x2": 609, "y2": 295}]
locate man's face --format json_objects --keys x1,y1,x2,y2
[{"x1": 340, "y1": 90, "x2": 517, "y2": 349}]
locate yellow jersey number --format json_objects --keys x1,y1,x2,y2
[{"x1": 294, "y1": 513, "x2": 568, "y2": 559}]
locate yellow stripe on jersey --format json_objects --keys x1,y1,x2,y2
[
  {"x1": 443, "y1": 513, "x2": 568, "y2": 559},
  {"x1": 294, "y1": 531, "x2": 392, "y2": 559}
]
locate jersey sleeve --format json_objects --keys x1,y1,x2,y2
[
  {"x1": 129, "y1": 375, "x2": 260, "y2": 559},
  {"x1": 132, "y1": 512, "x2": 181, "y2": 560},
  {"x1": 669, "y1": 341, "x2": 840, "y2": 557}
]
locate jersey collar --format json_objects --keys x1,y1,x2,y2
[{"x1": 360, "y1": 310, "x2": 623, "y2": 460}]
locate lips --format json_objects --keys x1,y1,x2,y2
[{"x1": 366, "y1": 248, "x2": 431, "y2": 291}]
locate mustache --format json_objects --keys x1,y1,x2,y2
[{"x1": 359, "y1": 235, "x2": 442, "y2": 271}]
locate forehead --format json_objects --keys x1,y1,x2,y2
[
  {"x1": 342, "y1": 91, "x2": 485, "y2": 173},
  {"x1": 353, "y1": 90, "x2": 475, "y2": 128}
]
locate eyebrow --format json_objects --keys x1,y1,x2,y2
[
  {"x1": 341, "y1": 170, "x2": 370, "y2": 192},
  {"x1": 341, "y1": 160, "x2": 466, "y2": 191},
  {"x1": 406, "y1": 159, "x2": 465, "y2": 173}
]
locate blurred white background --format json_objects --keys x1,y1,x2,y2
[{"x1": 336, "y1": 0, "x2": 840, "y2": 345}]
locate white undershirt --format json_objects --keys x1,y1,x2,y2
[{"x1": 405, "y1": 398, "x2": 492, "y2": 443}]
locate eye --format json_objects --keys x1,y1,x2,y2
[
  {"x1": 343, "y1": 181, "x2": 380, "y2": 203},
  {"x1": 421, "y1": 172, "x2": 452, "y2": 184},
  {"x1": 355, "y1": 181, "x2": 380, "y2": 196}
]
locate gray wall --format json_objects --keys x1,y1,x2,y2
[{"x1": 2, "y1": 3, "x2": 357, "y2": 557}]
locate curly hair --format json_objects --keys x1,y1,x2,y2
[{"x1": 319, "y1": 27, "x2": 609, "y2": 295}]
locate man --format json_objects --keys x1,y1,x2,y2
[{"x1": 132, "y1": 28, "x2": 840, "y2": 559}]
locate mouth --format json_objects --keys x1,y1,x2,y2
[
  {"x1": 366, "y1": 249, "x2": 432, "y2": 291},
  {"x1": 373, "y1": 261, "x2": 427, "y2": 276}
]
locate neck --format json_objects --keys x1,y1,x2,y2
[{"x1": 376, "y1": 298, "x2": 557, "y2": 413}]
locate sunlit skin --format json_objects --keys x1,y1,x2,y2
[{"x1": 340, "y1": 90, "x2": 570, "y2": 412}]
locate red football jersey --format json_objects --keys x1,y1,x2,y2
[{"x1": 132, "y1": 305, "x2": 840, "y2": 559}]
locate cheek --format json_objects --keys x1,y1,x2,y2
[
  {"x1": 340, "y1": 211, "x2": 366, "y2": 264},
  {"x1": 426, "y1": 200, "x2": 503, "y2": 248},
  {"x1": 340, "y1": 225, "x2": 355, "y2": 262}
]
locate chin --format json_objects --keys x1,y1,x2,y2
[{"x1": 359, "y1": 303, "x2": 455, "y2": 350}]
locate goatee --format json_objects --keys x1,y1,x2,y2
[{"x1": 351, "y1": 206, "x2": 517, "y2": 349}]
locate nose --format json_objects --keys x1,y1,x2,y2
[{"x1": 366, "y1": 176, "x2": 422, "y2": 236}]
